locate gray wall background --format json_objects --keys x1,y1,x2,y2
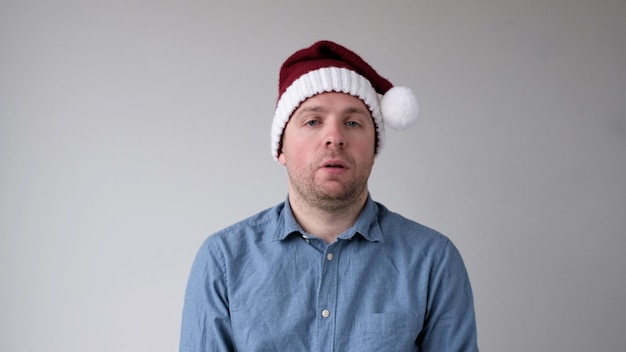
[{"x1": 1, "y1": 0, "x2": 625, "y2": 351}]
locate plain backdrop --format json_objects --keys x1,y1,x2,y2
[{"x1": 1, "y1": 0, "x2": 625, "y2": 351}]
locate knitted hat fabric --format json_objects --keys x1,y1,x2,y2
[{"x1": 271, "y1": 40, "x2": 419, "y2": 161}]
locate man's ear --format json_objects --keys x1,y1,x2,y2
[{"x1": 277, "y1": 151, "x2": 287, "y2": 166}]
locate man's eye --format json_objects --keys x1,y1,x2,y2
[
  {"x1": 346, "y1": 121, "x2": 361, "y2": 127},
  {"x1": 306, "y1": 120, "x2": 319, "y2": 126}
]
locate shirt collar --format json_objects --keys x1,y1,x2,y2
[
  {"x1": 273, "y1": 195, "x2": 383, "y2": 242},
  {"x1": 272, "y1": 197, "x2": 303, "y2": 241}
]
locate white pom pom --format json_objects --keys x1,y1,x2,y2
[{"x1": 380, "y1": 86, "x2": 419, "y2": 130}]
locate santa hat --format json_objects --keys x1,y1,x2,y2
[{"x1": 271, "y1": 40, "x2": 419, "y2": 161}]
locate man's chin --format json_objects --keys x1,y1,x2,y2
[
  {"x1": 315, "y1": 183, "x2": 350, "y2": 198},
  {"x1": 314, "y1": 187, "x2": 362, "y2": 205}
]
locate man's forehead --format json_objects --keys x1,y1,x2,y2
[{"x1": 293, "y1": 92, "x2": 372, "y2": 115}]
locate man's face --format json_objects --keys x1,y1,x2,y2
[{"x1": 278, "y1": 92, "x2": 376, "y2": 210}]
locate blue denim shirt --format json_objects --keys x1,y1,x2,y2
[{"x1": 180, "y1": 196, "x2": 478, "y2": 351}]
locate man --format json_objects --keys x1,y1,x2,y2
[{"x1": 180, "y1": 40, "x2": 478, "y2": 351}]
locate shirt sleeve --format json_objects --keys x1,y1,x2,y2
[
  {"x1": 179, "y1": 239, "x2": 235, "y2": 352},
  {"x1": 419, "y1": 238, "x2": 479, "y2": 351}
]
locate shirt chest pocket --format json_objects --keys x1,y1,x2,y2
[{"x1": 349, "y1": 312, "x2": 423, "y2": 351}]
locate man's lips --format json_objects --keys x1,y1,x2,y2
[
  {"x1": 321, "y1": 159, "x2": 348, "y2": 169},
  {"x1": 319, "y1": 159, "x2": 349, "y2": 176}
]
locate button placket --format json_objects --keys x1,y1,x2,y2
[{"x1": 316, "y1": 242, "x2": 343, "y2": 350}]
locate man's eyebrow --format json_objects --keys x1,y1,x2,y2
[
  {"x1": 342, "y1": 106, "x2": 370, "y2": 115},
  {"x1": 292, "y1": 106, "x2": 328, "y2": 121},
  {"x1": 295, "y1": 105, "x2": 370, "y2": 117}
]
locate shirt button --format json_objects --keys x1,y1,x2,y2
[
  {"x1": 321, "y1": 309, "x2": 331, "y2": 318},
  {"x1": 326, "y1": 253, "x2": 334, "y2": 261}
]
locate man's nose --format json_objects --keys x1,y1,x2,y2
[{"x1": 324, "y1": 121, "x2": 345, "y2": 148}]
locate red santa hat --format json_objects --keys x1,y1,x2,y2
[{"x1": 271, "y1": 40, "x2": 419, "y2": 161}]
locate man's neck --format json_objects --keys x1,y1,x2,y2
[{"x1": 288, "y1": 191, "x2": 368, "y2": 244}]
